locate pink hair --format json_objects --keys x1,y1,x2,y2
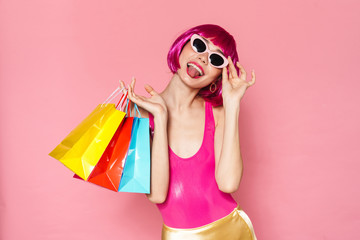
[{"x1": 167, "y1": 24, "x2": 239, "y2": 107}]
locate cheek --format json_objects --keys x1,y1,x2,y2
[
  {"x1": 208, "y1": 68, "x2": 222, "y2": 80},
  {"x1": 179, "y1": 47, "x2": 194, "y2": 65}
]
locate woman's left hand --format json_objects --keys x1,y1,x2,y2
[{"x1": 221, "y1": 57, "x2": 256, "y2": 106}]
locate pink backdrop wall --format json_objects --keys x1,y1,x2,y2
[{"x1": 1, "y1": 0, "x2": 359, "y2": 239}]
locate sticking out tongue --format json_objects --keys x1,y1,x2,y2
[{"x1": 187, "y1": 65, "x2": 201, "y2": 78}]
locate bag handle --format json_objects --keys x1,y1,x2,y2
[
  {"x1": 115, "y1": 91, "x2": 128, "y2": 110},
  {"x1": 125, "y1": 99, "x2": 141, "y2": 117},
  {"x1": 101, "y1": 86, "x2": 125, "y2": 107},
  {"x1": 125, "y1": 99, "x2": 130, "y2": 116},
  {"x1": 133, "y1": 103, "x2": 141, "y2": 117}
]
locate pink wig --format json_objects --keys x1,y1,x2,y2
[{"x1": 167, "y1": 24, "x2": 239, "y2": 107}]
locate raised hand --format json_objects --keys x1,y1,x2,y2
[
  {"x1": 120, "y1": 77, "x2": 168, "y2": 118},
  {"x1": 221, "y1": 57, "x2": 256, "y2": 106}
]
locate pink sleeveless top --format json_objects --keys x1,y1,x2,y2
[{"x1": 149, "y1": 101, "x2": 237, "y2": 228}]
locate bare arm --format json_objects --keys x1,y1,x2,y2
[
  {"x1": 125, "y1": 78, "x2": 169, "y2": 203},
  {"x1": 147, "y1": 113, "x2": 169, "y2": 203},
  {"x1": 214, "y1": 104, "x2": 243, "y2": 193},
  {"x1": 214, "y1": 57, "x2": 256, "y2": 193}
]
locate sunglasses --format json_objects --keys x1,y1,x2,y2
[{"x1": 190, "y1": 34, "x2": 229, "y2": 68}]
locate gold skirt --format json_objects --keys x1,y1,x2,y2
[{"x1": 162, "y1": 206, "x2": 257, "y2": 240}]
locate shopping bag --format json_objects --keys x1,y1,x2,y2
[
  {"x1": 118, "y1": 101, "x2": 151, "y2": 194},
  {"x1": 49, "y1": 87, "x2": 126, "y2": 180},
  {"x1": 85, "y1": 117, "x2": 134, "y2": 191}
]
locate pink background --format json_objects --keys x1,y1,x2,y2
[{"x1": 1, "y1": 0, "x2": 359, "y2": 239}]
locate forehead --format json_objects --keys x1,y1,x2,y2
[{"x1": 199, "y1": 35, "x2": 225, "y2": 56}]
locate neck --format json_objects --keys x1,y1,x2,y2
[{"x1": 161, "y1": 73, "x2": 203, "y2": 111}]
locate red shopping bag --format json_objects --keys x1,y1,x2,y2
[{"x1": 85, "y1": 117, "x2": 134, "y2": 191}]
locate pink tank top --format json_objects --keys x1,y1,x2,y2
[{"x1": 149, "y1": 101, "x2": 237, "y2": 228}]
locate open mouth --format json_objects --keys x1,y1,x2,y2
[{"x1": 187, "y1": 62, "x2": 204, "y2": 78}]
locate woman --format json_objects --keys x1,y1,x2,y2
[{"x1": 122, "y1": 24, "x2": 257, "y2": 240}]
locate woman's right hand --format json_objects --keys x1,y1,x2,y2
[{"x1": 120, "y1": 77, "x2": 168, "y2": 118}]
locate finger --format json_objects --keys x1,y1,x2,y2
[
  {"x1": 125, "y1": 86, "x2": 149, "y2": 111},
  {"x1": 127, "y1": 84, "x2": 132, "y2": 99},
  {"x1": 131, "y1": 77, "x2": 136, "y2": 90},
  {"x1": 119, "y1": 80, "x2": 125, "y2": 89},
  {"x1": 144, "y1": 84, "x2": 158, "y2": 96},
  {"x1": 248, "y1": 70, "x2": 256, "y2": 86},
  {"x1": 127, "y1": 89, "x2": 140, "y2": 106},
  {"x1": 227, "y1": 56, "x2": 238, "y2": 79},
  {"x1": 119, "y1": 80, "x2": 127, "y2": 94},
  {"x1": 222, "y1": 66, "x2": 228, "y2": 84},
  {"x1": 128, "y1": 85, "x2": 147, "y2": 110},
  {"x1": 236, "y1": 62, "x2": 247, "y2": 81},
  {"x1": 131, "y1": 84, "x2": 138, "y2": 100},
  {"x1": 128, "y1": 84, "x2": 135, "y2": 100}
]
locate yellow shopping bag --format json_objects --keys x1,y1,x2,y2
[{"x1": 49, "y1": 87, "x2": 126, "y2": 180}]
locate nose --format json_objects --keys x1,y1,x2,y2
[{"x1": 198, "y1": 52, "x2": 208, "y2": 64}]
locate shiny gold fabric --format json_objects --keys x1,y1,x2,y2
[{"x1": 162, "y1": 206, "x2": 257, "y2": 240}]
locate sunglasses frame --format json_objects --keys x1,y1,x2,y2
[{"x1": 190, "y1": 34, "x2": 229, "y2": 69}]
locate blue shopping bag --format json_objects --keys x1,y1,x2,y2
[{"x1": 118, "y1": 101, "x2": 150, "y2": 194}]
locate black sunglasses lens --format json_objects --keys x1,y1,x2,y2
[
  {"x1": 192, "y1": 38, "x2": 206, "y2": 53},
  {"x1": 210, "y1": 54, "x2": 224, "y2": 66}
]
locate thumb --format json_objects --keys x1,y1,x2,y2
[{"x1": 144, "y1": 84, "x2": 158, "y2": 96}]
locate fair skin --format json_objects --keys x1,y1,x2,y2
[{"x1": 121, "y1": 35, "x2": 256, "y2": 204}]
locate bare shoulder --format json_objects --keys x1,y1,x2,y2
[{"x1": 211, "y1": 104, "x2": 225, "y2": 127}]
